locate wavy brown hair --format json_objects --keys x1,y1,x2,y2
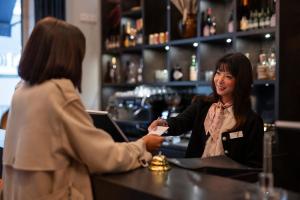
[
  {"x1": 18, "y1": 17, "x2": 86, "y2": 92},
  {"x1": 209, "y1": 53, "x2": 253, "y2": 130}
]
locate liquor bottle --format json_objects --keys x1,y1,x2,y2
[
  {"x1": 189, "y1": 54, "x2": 198, "y2": 81},
  {"x1": 136, "y1": 18, "x2": 143, "y2": 45},
  {"x1": 228, "y1": 10, "x2": 234, "y2": 33},
  {"x1": 124, "y1": 21, "x2": 131, "y2": 47},
  {"x1": 252, "y1": 10, "x2": 259, "y2": 29},
  {"x1": 270, "y1": 0, "x2": 276, "y2": 27},
  {"x1": 264, "y1": 8, "x2": 271, "y2": 27},
  {"x1": 248, "y1": 11, "x2": 254, "y2": 30},
  {"x1": 137, "y1": 59, "x2": 143, "y2": 83},
  {"x1": 202, "y1": 9, "x2": 211, "y2": 36},
  {"x1": 127, "y1": 61, "x2": 137, "y2": 84},
  {"x1": 104, "y1": 61, "x2": 112, "y2": 83},
  {"x1": 171, "y1": 64, "x2": 183, "y2": 81},
  {"x1": 240, "y1": 0, "x2": 250, "y2": 31},
  {"x1": 256, "y1": 52, "x2": 268, "y2": 80},
  {"x1": 201, "y1": 11, "x2": 206, "y2": 36},
  {"x1": 267, "y1": 49, "x2": 276, "y2": 80},
  {"x1": 110, "y1": 57, "x2": 119, "y2": 83},
  {"x1": 210, "y1": 15, "x2": 217, "y2": 35}
]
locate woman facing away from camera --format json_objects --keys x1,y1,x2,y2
[
  {"x1": 149, "y1": 53, "x2": 264, "y2": 168},
  {"x1": 2, "y1": 17, "x2": 163, "y2": 199}
]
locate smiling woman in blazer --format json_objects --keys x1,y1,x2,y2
[{"x1": 149, "y1": 53, "x2": 264, "y2": 168}]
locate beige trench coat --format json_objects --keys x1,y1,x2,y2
[{"x1": 2, "y1": 79, "x2": 151, "y2": 200}]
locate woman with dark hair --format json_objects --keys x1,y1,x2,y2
[
  {"x1": 3, "y1": 17, "x2": 163, "y2": 199},
  {"x1": 149, "y1": 53, "x2": 264, "y2": 168}
]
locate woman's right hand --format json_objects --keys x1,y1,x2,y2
[
  {"x1": 142, "y1": 134, "x2": 164, "y2": 152},
  {"x1": 148, "y1": 118, "x2": 168, "y2": 132}
]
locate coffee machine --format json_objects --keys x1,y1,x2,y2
[{"x1": 106, "y1": 86, "x2": 194, "y2": 137}]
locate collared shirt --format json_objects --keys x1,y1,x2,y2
[{"x1": 202, "y1": 101, "x2": 236, "y2": 158}]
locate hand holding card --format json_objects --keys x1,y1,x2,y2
[{"x1": 149, "y1": 126, "x2": 169, "y2": 136}]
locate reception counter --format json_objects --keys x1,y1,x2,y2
[{"x1": 91, "y1": 165, "x2": 299, "y2": 200}]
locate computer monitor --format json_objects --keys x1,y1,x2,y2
[{"x1": 87, "y1": 110, "x2": 129, "y2": 142}]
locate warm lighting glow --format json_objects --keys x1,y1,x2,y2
[
  {"x1": 265, "y1": 33, "x2": 271, "y2": 39},
  {"x1": 226, "y1": 38, "x2": 232, "y2": 43}
]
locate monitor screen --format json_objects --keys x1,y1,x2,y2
[{"x1": 87, "y1": 110, "x2": 129, "y2": 142}]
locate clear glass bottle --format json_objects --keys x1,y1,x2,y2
[
  {"x1": 110, "y1": 57, "x2": 119, "y2": 83},
  {"x1": 137, "y1": 59, "x2": 143, "y2": 83},
  {"x1": 256, "y1": 52, "x2": 268, "y2": 80},
  {"x1": 189, "y1": 54, "x2": 198, "y2": 81},
  {"x1": 267, "y1": 49, "x2": 276, "y2": 80}
]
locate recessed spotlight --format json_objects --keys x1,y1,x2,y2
[
  {"x1": 193, "y1": 42, "x2": 198, "y2": 47},
  {"x1": 226, "y1": 38, "x2": 232, "y2": 43},
  {"x1": 165, "y1": 45, "x2": 170, "y2": 51},
  {"x1": 265, "y1": 33, "x2": 271, "y2": 39}
]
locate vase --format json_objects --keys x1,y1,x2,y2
[{"x1": 178, "y1": 13, "x2": 197, "y2": 38}]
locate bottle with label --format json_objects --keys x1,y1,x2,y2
[
  {"x1": 189, "y1": 54, "x2": 198, "y2": 81},
  {"x1": 256, "y1": 52, "x2": 268, "y2": 80},
  {"x1": 123, "y1": 22, "x2": 131, "y2": 47},
  {"x1": 110, "y1": 57, "x2": 119, "y2": 83},
  {"x1": 171, "y1": 64, "x2": 183, "y2": 81},
  {"x1": 240, "y1": 0, "x2": 250, "y2": 31}
]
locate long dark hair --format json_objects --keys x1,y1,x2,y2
[
  {"x1": 210, "y1": 52, "x2": 253, "y2": 130},
  {"x1": 18, "y1": 17, "x2": 86, "y2": 92}
]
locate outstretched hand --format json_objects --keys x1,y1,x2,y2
[
  {"x1": 148, "y1": 118, "x2": 168, "y2": 132},
  {"x1": 142, "y1": 134, "x2": 164, "y2": 152}
]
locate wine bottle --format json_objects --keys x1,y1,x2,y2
[
  {"x1": 240, "y1": 0, "x2": 250, "y2": 31},
  {"x1": 228, "y1": 10, "x2": 234, "y2": 33},
  {"x1": 189, "y1": 54, "x2": 198, "y2": 81}
]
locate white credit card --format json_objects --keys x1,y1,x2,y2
[{"x1": 149, "y1": 126, "x2": 169, "y2": 136}]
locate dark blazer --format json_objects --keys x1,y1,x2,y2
[{"x1": 166, "y1": 99, "x2": 264, "y2": 168}]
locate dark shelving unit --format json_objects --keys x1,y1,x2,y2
[
  {"x1": 100, "y1": 0, "x2": 300, "y2": 193},
  {"x1": 100, "y1": 0, "x2": 280, "y2": 123}
]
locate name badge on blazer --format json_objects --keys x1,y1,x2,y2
[{"x1": 229, "y1": 131, "x2": 244, "y2": 139}]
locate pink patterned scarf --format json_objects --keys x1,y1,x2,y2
[{"x1": 204, "y1": 101, "x2": 233, "y2": 141}]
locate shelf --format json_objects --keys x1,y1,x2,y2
[
  {"x1": 236, "y1": 27, "x2": 276, "y2": 39},
  {"x1": 121, "y1": 46, "x2": 143, "y2": 53},
  {"x1": 102, "y1": 81, "x2": 211, "y2": 88},
  {"x1": 102, "y1": 83, "x2": 138, "y2": 88},
  {"x1": 100, "y1": 0, "x2": 280, "y2": 123},
  {"x1": 164, "y1": 81, "x2": 198, "y2": 87},
  {"x1": 122, "y1": 9, "x2": 142, "y2": 18},
  {"x1": 253, "y1": 80, "x2": 276, "y2": 86},
  {"x1": 143, "y1": 44, "x2": 168, "y2": 49},
  {"x1": 169, "y1": 38, "x2": 199, "y2": 46},
  {"x1": 102, "y1": 48, "x2": 120, "y2": 55},
  {"x1": 200, "y1": 33, "x2": 234, "y2": 43}
]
